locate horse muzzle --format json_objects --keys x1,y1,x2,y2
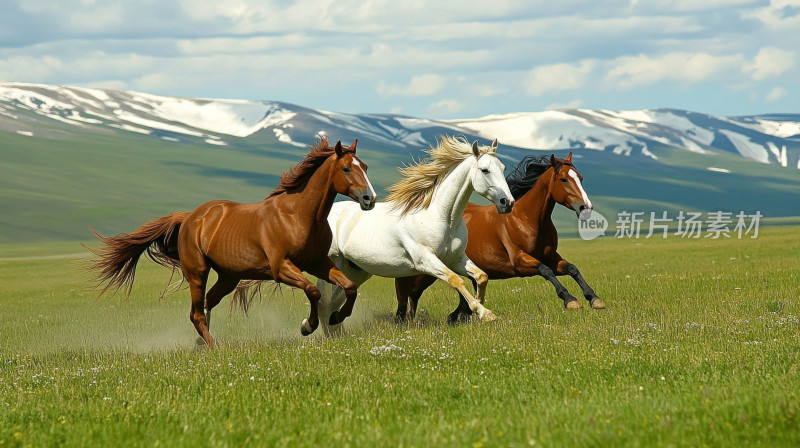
[
  {"x1": 358, "y1": 194, "x2": 377, "y2": 211},
  {"x1": 350, "y1": 186, "x2": 377, "y2": 211},
  {"x1": 494, "y1": 196, "x2": 515, "y2": 214},
  {"x1": 577, "y1": 204, "x2": 592, "y2": 221}
]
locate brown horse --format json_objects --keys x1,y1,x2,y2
[
  {"x1": 86, "y1": 138, "x2": 377, "y2": 347},
  {"x1": 395, "y1": 152, "x2": 605, "y2": 322}
]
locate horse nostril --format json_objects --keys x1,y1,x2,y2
[
  {"x1": 500, "y1": 198, "x2": 507, "y2": 205},
  {"x1": 362, "y1": 195, "x2": 371, "y2": 201}
]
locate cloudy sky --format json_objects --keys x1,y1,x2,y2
[{"x1": 1, "y1": 0, "x2": 797, "y2": 118}]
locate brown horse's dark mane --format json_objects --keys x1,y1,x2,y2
[
  {"x1": 505, "y1": 155, "x2": 570, "y2": 199},
  {"x1": 267, "y1": 137, "x2": 349, "y2": 199}
]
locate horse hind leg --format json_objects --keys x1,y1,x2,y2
[
  {"x1": 393, "y1": 274, "x2": 438, "y2": 323},
  {"x1": 203, "y1": 274, "x2": 240, "y2": 333},
  {"x1": 394, "y1": 277, "x2": 415, "y2": 322},
  {"x1": 407, "y1": 275, "x2": 437, "y2": 321},
  {"x1": 185, "y1": 269, "x2": 214, "y2": 348}
]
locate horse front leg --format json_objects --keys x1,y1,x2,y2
[
  {"x1": 447, "y1": 258, "x2": 486, "y2": 323},
  {"x1": 464, "y1": 259, "x2": 488, "y2": 304},
  {"x1": 556, "y1": 259, "x2": 606, "y2": 309},
  {"x1": 308, "y1": 260, "x2": 359, "y2": 327},
  {"x1": 313, "y1": 258, "x2": 372, "y2": 336},
  {"x1": 275, "y1": 261, "x2": 322, "y2": 336},
  {"x1": 417, "y1": 252, "x2": 497, "y2": 322},
  {"x1": 512, "y1": 252, "x2": 582, "y2": 310}
]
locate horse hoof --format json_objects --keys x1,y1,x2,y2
[
  {"x1": 195, "y1": 338, "x2": 215, "y2": 351},
  {"x1": 565, "y1": 300, "x2": 582, "y2": 310},
  {"x1": 328, "y1": 311, "x2": 341, "y2": 326},
  {"x1": 481, "y1": 310, "x2": 498, "y2": 322},
  {"x1": 300, "y1": 319, "x2": 314, "y2": 336},
  {"x1": 591, "y1": 298, "x2": 606, "y2": 310}
]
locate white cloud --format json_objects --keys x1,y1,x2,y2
[
  {"x1": 427, "y1": 99, "x2": 465, "y2": 115},
  {"x1": 524, "y1": 61, "x2": 595, "y2": 97},
  {"x1": 745, "y1": 47, "x2": 795, "y2": 80},
  {"x1": 744, "y1": 0, "x2": 800, "y2": 30},
  {"x1": 765, "y1": 86, "x2": 788, "y2": 101},
  {"x1": 474, "y1": 85, "x2": 510, "y2": 98},
  {"x1": 175, "y1": 34, "x2": 311, "y2": 56},
  {"x1": 605, "y1": 52, "x2": 743, "y2": 88},
  {"x1": 377, "y1": 74, "x2": 447, "y2": 97},
  {"x1": 2, "y1": 0, "x2": 798, "y2": 117},
  {"x1": 634, "y1": 0, "x2": 763, "y2": 13}
]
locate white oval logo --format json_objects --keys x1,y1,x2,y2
[{"x1": 578, "y1": 210, "x2": 608, "y2": 240}]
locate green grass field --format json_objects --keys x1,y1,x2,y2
[{"x1": 1, "y1": 227, "x2": 799, "y2": 447}]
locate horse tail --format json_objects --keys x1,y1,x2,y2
[
  {"x1": 231, "y1": 280, "x2": 276, "y2": 314},
  {"x1": 85, "y1": 211, "x2": 189, "y2": 297}
]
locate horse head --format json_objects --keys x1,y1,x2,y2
[
  {"x1": 470, "y1": 139, "x2": 515, "y2": 214},
  {"x1": 548, "y1": 152, "x2": 592, "y2": 221},
  {"x1": 331, "y1": 139, "x2": 377, "y2": 210}
]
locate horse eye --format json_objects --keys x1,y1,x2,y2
[
  {"x1": 561, "y1": 178, "x2": 568, "y2": 182},
  {"x1": 481, "y1": 168, "x2": 489, "y2": 174},
  {"x1": 343, "y1": 167, "x2": 351, "y2": 173}
]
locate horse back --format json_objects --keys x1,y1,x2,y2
[{"x1": 179, "y1": 200, "x2": 273, "y2": 273}]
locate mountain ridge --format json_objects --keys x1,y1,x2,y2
[{"x1": 2, "y1": 81, "x2": 798, "y2": 169}]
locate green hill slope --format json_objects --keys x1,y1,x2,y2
[{"x1": 2, "y1": 126, "x2": 800, "y2": 244}]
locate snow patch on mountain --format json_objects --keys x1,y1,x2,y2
[
  {"x1": 449, "y1": 111, "x2": 661, "y2": 159},
  {"x1": 149, "y1": 98, "x2": 296, "y2": 137},
  {"x1": 719, "y1": 129, "x2": 769, "y2": 163}
]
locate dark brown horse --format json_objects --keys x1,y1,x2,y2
[
  {"x1": 87, "y1": 138, "x2": 376, "y2": 347},
  {"x1": 395, "y1": 152, "x2": 605, "y2": 322}
]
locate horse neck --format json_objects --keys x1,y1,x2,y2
[
  {"x1": 277, "y1": 157, "x2": 339, "y2": 225},
  {"x1": 426, "y1": 157, "x2": 475, "y2": 226},
  {"x1": 515, "y1": 168, "x2": 557, "y2": 231}
]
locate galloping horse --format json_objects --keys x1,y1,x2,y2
[
  {"x1": 86, "y1": 138, "x2": 377, "y2": 347},
  {"x1": 395, "y1": 152, "x2": 605, "y2": 321},
  {"x1": 314, "y1": 136, "x2": 515, "y2": 334}
]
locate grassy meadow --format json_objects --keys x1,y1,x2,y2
[{"x1": 1, "y1": 227, "x2": 799, "y2": 447}]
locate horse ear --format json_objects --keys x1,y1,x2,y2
[
  {"x1": 491, "y1": 139, "x2": 498, "y2": 152},
  {"x1": 472, "y1": 140, "x2": 480, "y2": 157},
  {"x1": 566, "y1": 151, "x2": 573, "y2": 163},
  {"x1": 350, "y1": 139, "x2": 358, "y2": 153},
  {"x1": 334, "y1": 140, "x2": 344, "y2": 157},
  {"x1": 550, "y1": 154, "x2": 557, "y2": 166}
]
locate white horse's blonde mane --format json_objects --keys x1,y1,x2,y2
[{"x1": 386, "y1": 135, "x2": 496, "y2": 215}]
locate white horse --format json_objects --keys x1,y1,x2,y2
[{"x1": 318, "y1": 135, "x2": 515, "y2": 334}]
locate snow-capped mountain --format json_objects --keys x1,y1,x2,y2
[{"x1": 1, "y1": 82, "x2": 799, "y2": 169}]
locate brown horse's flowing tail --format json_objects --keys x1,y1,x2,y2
[{"x1": 85, "y1": 212, "x2": 189, "y2": 297}]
